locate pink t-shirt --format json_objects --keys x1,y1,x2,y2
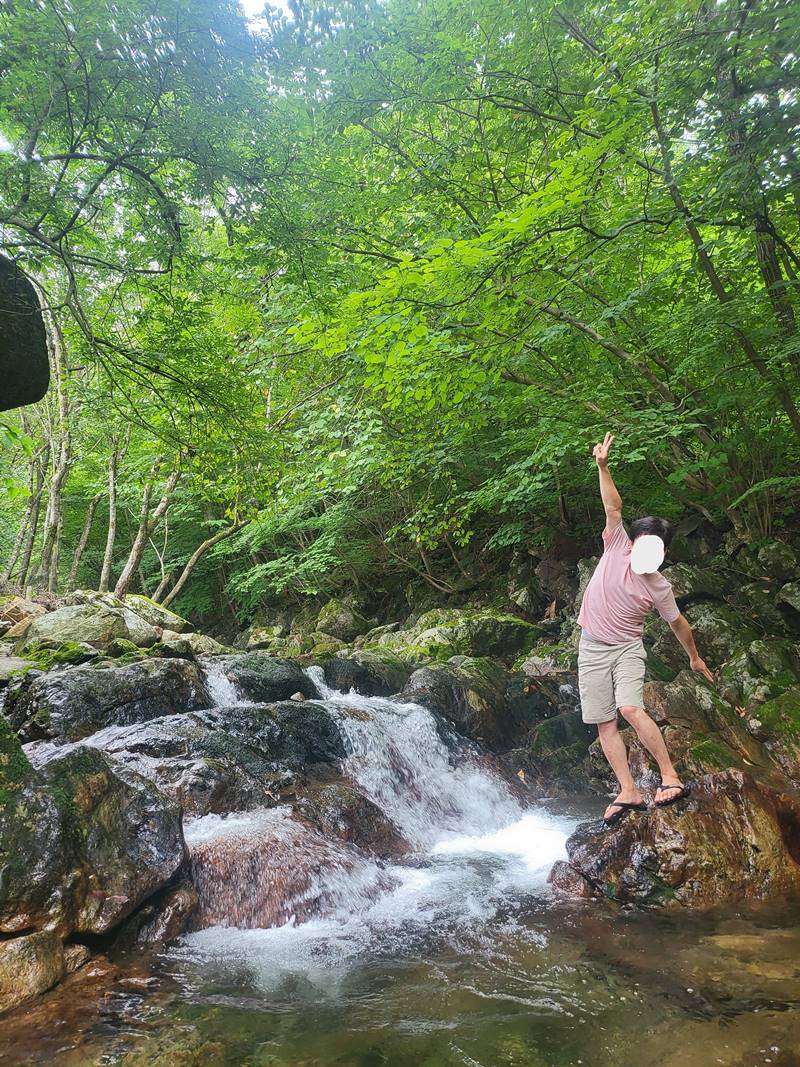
[{"x1": 578, "y1": 522, "x2": 680, "y2": 645}]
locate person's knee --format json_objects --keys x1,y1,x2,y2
[
  {"x1": 596, "y1": 717, "x2": 619, "y2": 738},
  {"x1": 619, "y1": 705, "x2": 647, "y2": 726}
]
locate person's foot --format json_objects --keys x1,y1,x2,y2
[
  {"x1": 604, "y1": 790, "x2": 644, "y2": 822},
  {"x1": 655, "y1": 780, "x2": 689, "y2": 807}
]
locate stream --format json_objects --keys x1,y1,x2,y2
[{"x1": 3, "y1": 666, "x2": 800, "y2": 1066}]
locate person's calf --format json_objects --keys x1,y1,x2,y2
[{"x1": 618, "y1": 705, "x2": 681, "y2": 786}]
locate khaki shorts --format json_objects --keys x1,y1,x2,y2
[{"x1": 577, "y1": 634, "x2": 647, "y2": 724}]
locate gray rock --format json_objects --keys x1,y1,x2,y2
[
  {"x1": 5, "y1": 657, "x2": 212, "y2": 743},
  {"x1": 757, "y1": 541, "x2": 798, "y2": 584},
  {"x1": 216, "y1": 653, "x2": 319, "y2": 703},
  {"x1": 26, "y1": 701, "x2": 347, "y2": 817},
  {"x1": 21, "y1": 603, "x2": 159, "y2": 652},
  {"x1": 778, "y1": 581, "x2": 800, "y2": 613},
  {"x1": 323, "y1": 650, "x2": 415, "y2": 697},
  {"x1": 0, "y1": 734, "x2": 185, "y2": 939},
  {"x1": 315, "y1": 597, "x2": 370, "y2": 642},
  {"x1": 660, "y1": 562, "x2": 726, "y2": 603}
]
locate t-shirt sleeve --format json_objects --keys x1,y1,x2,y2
[
  {"x1": 647, "y1": 573, "x2": 681, "y2": 623},
  {"x1": 602, "y1": 521, "x2": 630, "y2": 554}
]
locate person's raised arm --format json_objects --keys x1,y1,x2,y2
[{"x1": 592, "y1": 432, "x2": 622, "y2": 534}]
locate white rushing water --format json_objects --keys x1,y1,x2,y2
[
  {"x1": 200, "y1": 657, "x2": 251, "y2": 706},
  {"x1": 176, "y1": 664, "x2": 575, "y2": 982}
]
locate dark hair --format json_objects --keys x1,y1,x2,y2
[{"x1": 630, "y1": 516, "x2": 673, "y2": 547}]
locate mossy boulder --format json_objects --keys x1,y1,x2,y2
[
  {"x1": 756, "y1": 540, "x2": 798, "y2": 584},
  {"x1": 525, "y1": 709, "x2": 596, "y2": 791},
  {"x1": 19, "y1": 603, "x2": 159, "y2": 653},
  {"x1": 779, "y1": 581, "x2": 800, "y2": 614},
  {"x1": 718, "y1": 639, "x2": 800, "y2": 710},
  {"x1": 399, "y1": 658, "x2": 508, "y2": 746},
  {"x1": 153, "y1": 630, "x2": 227, "y2": 657},
  {"x1": 323, "y1": 650, "x2": 415, "y2": 697},
  {"x1": 315, "y1": 598, "x2": 370, "y2": 642},
  {"x1": 124, "y1": 595, "x2": 193, "y2": 633},
  {"x1": 0, "y1": 742, "x2": 185, "y2": 938},
  {"x1": 213, "y1": 654, "x2": 319, "y2": 703},
  {"x1": 379, "y1": 608, "x2": 544, "y2": 663},
  {"x1": 5, "y1": 657, "x2": 212, "y2": 743},
  {"x1": 552, "y1": 770, "x2": 800, "y2": 907},
  {"x1": 660, "y1": 562, "x2": 727, "y2": 603},
  {"x1": 650, "y1": 602, "x2": 758, "y2": 671}
]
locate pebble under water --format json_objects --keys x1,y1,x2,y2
[{"x1": 3, "y1": 668, "x2": 800, "y2": 1067}]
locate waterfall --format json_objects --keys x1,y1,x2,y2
[
  {"x1": 180, "y1": 666, "x2": 573, "y2": 959},
  {"x1": 200, "y1": 657, "x2": 250, "y2": 706},
  {"x1": 304, "y1": 665, "x2": 524, "y2": 849}
]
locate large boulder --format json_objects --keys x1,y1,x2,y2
[
  {"x1": 26, "y1": 701, "x2": 347, "y2": 817},
  {"x1": 5, "y1": 658, "x2": 212, "y2": 743},
  {"x1": 756, "y1": 540, "x2": 798, "y2": 584},
  {"x1": 718, "y1": 639, "x2": 800, "y2": 711},
  {"x1": 18, "y1": 603, "x2": 159, "y2": 652},
  {"x1": 779, "y1": 581, "x2": 800, "y2": 614},
  {"x1": 213, "y1": 654, "x2": 319, "y2": 703},
  {"x1": 323, "y1": 650, "x2": 415, "y2": 698},
  {"x1": 379, "y1": 608, "x2": 543, "y2": 663},
  {"x1": 124, "y1": 595, "x2": 194, "y2": 633},
  {"x1": 398, "y1": 657, "x2": 539, "y2": 750},
  {"x1": 660, "y1": 562, "x2": 727, "y2": 603},
  {"x1": 315, "y1": 598, "x2": 370, "y2": 642},
  {"x1": 0, "y1": 723, "x2": 185, "y2": 939},
  {"x1": 550, "y1": 770, "x2": 800, "y2": 907},
  {"x1": 650, "y1": 602, "x2": 758, "y2": 671}
]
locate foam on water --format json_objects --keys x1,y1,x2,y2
[
  {"x1": 175, "y1": 667, "x2": 576, "y2": 983},
  {"x1": 200, "y1": 657, "x2": 250, "y2": 706}
]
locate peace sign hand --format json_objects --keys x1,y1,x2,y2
[{"x1": 592, "y1": 432, "x2": 615, "y2": 469}]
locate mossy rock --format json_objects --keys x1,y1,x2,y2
[
  {"x1": 755, "y1": 685, "x2": 800, "y2": 743},
  {"x1": 315, "y1": 598, "x2": 370, "y2": 642}
]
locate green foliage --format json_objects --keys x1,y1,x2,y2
[{"x1": 1, "y1": 0, "x2": 798, "y2": 626}]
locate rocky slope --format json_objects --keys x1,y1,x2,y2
[{"x1": 1, "y1": 532, "x2": 799, "y2": 1013}]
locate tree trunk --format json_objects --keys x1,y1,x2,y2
[
  {"x1": 160, "y1": 522, "x2": 244, "y2": 608},
  {"x1": 2, "y1": 436, "x2": 46, "y2": 583},
  {"x1": 114, "y1": 466, "x2": 181, "y2": 599},
  {"x1": 35, "y1": 304, "x2": 73, "y2": 592},
  {"x1": 99, "y1": 432, "x2": 129, "y2": 592},
  {"x1": 67, "y1": 494, "x2": 101, "y2": 590},
  {"x1": 15, "y1": 442, "x2": 50, "y2": 588}
]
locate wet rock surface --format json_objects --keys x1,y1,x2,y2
[
  {"x1": 5, "y1": 657, "x2": 212, "y2": 743},
  {"x1": 25, "y1": 700, "x2": 347, "y2": 817},
  {"x1": 0, "y1": 742, "x2": 186, "y2": 937},
  {"x1": 212, "y1": 653, "x2": 319, "y2": 703},
  {"x1": 552, "y1": 770, "x2": 800, "y2": 907}
]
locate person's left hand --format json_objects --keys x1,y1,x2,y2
[{"x1": 690, "y1": 656, "x2": 715, "y2": 684}]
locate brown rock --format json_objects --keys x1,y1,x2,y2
[
  {"x1": 296, "y1": 781, "x2": 409, "y2": 858},
  {"x1": 0, "y1": 929, "x2": 64, "y2": 1015},
  {"x1": 547, "y1": 860, "x2": 594, "y2": 899},
  {"x1": 62, "y1": 943, "x2": 91, "y2": 974},
  {"x1": 558, "y1": 769, "x2": 800, "y2": 908},
  {"x1": 0, "y1": 597, "x2": 47, "y2": 625}
]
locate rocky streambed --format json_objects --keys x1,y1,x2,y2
[{"x1": 0, "y1": 535, "x2": 799, "y2": 1063}]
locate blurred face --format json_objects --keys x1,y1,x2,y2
[{"x1": 630, "y1": 534, "x2": 665, "y2": 574}]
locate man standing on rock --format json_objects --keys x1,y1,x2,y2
[{"x1": 578, "y1": 432, "x2": 715, "y2": 826}]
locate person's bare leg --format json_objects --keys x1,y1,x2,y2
[
  {"x1": 619, "y1": 706, "x2": 683, "y2": 803},
  {"x1": 597, "y1": 717, "x2": 643, "y2": 820}
]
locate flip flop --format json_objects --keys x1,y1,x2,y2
[
  {"x1": 655, "y1": 781, "x2": 691, "y2": 807},
  {"x1": 603, "y1": 801, "x2": 648, "y2": 827}
]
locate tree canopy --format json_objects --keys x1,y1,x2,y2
[{"x1": 1, "y1": 0, "x2": 798, "y2": 625}]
